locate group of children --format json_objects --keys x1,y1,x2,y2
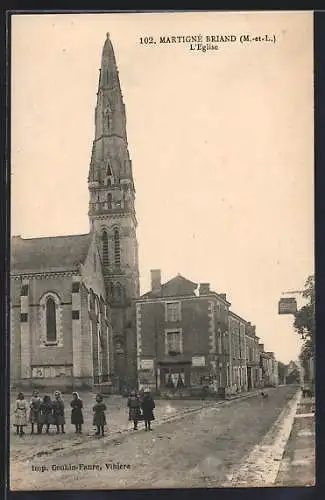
[
  {"x1": 13, "y1": 390, "x2": 107, "y2": 437},
  {"x1": 127, "y1": 389, "x2": 155, "y2": 431},
  {"x1": 13, "y1": 388, "x2": 155, "y2": 437}
]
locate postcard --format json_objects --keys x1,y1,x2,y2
[{"x1": 9, "y1": 11, "x2": 314, "y2": 490}]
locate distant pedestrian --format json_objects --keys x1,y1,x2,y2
[
  {"x1": 29, "y1": 390, "x2": 41, "y2": 435},
  {"x1": 38, "y1": 395, "x2": 54, "y2": 434},
  {"x1": 70, "y1": 392, "x2": 84, "y2": 434},
  {"x1": 141, "y1": 389, "x2": 155, "y2": 431},
  {"x1": 52, "y1": 390, "x2": 65, "y2": 434},
  {"x1": 127, "y1": 390, "x2": 142, "y2": 430},
  {"x1": 13, "y1": 392, "x2": 28, "y2": 436},
  {"x1": 93, "y1": 394, "x2": 106, "y2": 437}
]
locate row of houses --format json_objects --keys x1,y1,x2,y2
[{"x1": 135, "y1": 270, "x2": 279, "y2": 395}]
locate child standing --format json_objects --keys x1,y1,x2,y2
[
  {"x1": 13, "y1": 392, "x2": 28, "y2": 436},
  {"x1": 38, "y1": 395, "x2": 53, "y2": 434},
  {"x1": 127, "y1": 390, "x2": 142, "y2": 430},
  {"x1": 52, "y1": 390, "x2": 65, "y2": 434},
  {"x1": 29, "y1": 390, "x2": 41, "y2": 435},
  {"x1": 93, "y1": 394, "x2": 106, "y2": 437},
  {"x1": 70, "y1": 392, "x2": 84, "y2": 434},
  {"x1": 141, "y1": 389, "x2": 155, "y2": 431}
]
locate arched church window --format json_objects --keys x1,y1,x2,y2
[
  {"x1": 46, "y1": 297, "x2": 57, "y2": 342},
  {"x1": 107, "y1": 193, "x2": 112, "y2": 208},
  {"x1": 113, "y1": 227, "x2": 121, "y2": 266},
  {"x1": 102, "y1": 230, "x2": 109, "y2": 266},
  {"x1": 109, "y1": 282, "x2": 114, "y2": 299},
  {"x1": 94, "y1": 295, "x2": 99, "y2": 318},
  {"x1": 107, "y1": 162, "x2": 112, "y2": 177},
  {"x1": 116, "y1": 282, "x2": 122, "y2": 300},
  {"x1": 104, "y1": 102, "x2": 111, "y2": 129}
]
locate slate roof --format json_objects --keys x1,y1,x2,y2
[
  {"x1": 11, "y1": 233, "x2": 92, "y2": 274},
  {"x1": 141, "y1": 274, "x2": 198, "y2": 299}
]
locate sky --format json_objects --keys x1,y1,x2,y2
[{"x1": 11, "y1": 11, "x2": 314, "y2": 364}]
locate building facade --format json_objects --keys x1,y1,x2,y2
[
  {"x1": 228, "y1": 312, "x2": 248, "y2": 393},
  {"x1": 245, "y1": 323, "x2": 261, "y2": 389},
  {"x1": 10, "y1": 34, "x2": 140, "y2": 392},
  {"x1": 135, "y1": 271, "x2": 232, "y2": 394},
  {"x1": 259, "y1": 345, "x2": 279, "y2": 387},
  {"x1": 136, "y1": 270, "x2": 278, "y2": 396}
]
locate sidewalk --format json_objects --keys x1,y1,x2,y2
[{"x1": 275, "y1": 395, "x2": 315, "y2": 486}]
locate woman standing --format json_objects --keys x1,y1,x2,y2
[
  {"x1": 38, "y1": 395, "x2": 54, "y2": 434},
  {"x1": 93, "y1": 394, "x2": 106, "y2": 437},
  {"x1": 52, "y1": 391, "x2": 65, "y2": 434},
  {"x1": 29, "y1": 390, "x2": 41, "y2": 435},
  {"x1": 141, "y1": 389, "x2": 155, "y2": 431},
  {"x1": 127, "y1": 390, "x2": 142, "y2": 430},
  {"x1": 70, "y1": 392, "x2": 84, "y2": 434},
  {"x1": 13, "y1": 392, "x2": 28, "y2": 436}
]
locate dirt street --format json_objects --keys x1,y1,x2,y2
[{"x1": 10, "y1": 386, "x2": 297, "y2": 490}]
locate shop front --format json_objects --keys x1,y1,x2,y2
[{"x1": 159, "y1": 361, "x2": 191, "y2": 390}]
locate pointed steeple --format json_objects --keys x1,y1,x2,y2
[
  {"x1": 87, "y1": 35, "x2": 140, "y2": 388},
  {"x1": 88, "y1": 34, "x2": 136, "y2": 220},
  {"x1": 98, "y1": 32, "x2": 122, "y2": 92},
  {"x1": 88, "y1": 34, "x2": 134, "y2": 188}
]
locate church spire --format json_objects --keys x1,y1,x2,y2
[
  {"x1": 98, "y1": 32, "x2": 122, "y2": 93},
  {"x1": 88, "y1": 34, "x2": 140, "y2": 388},
  {"x1": 88, "y1": 34, "x2": 133, "y2": 189}
]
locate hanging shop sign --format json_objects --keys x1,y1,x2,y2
[{"x1": 278, "y1": 297, "x2": 297, "y2": 315}]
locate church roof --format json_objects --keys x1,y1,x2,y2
[
  {"x1": 11, "y1": 233, "x2": 92, "y2": 274},
  {"x1": 141, "y1": 274, "x2": 198, "y2": 299}
]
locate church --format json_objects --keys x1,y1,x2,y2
[{"x1": 10, "y1": 34, "x2": 140, "y2": 393}]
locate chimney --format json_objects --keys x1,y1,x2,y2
[
  {"x1": 199, "y1": 283, "x2": 210, "y2": 295},
  {"x1": 150, "y1": 269, "x2": 161, "y2": 292},
  {"x1": 220, "y1": 293, "x2": 227, "y2": 301}
]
